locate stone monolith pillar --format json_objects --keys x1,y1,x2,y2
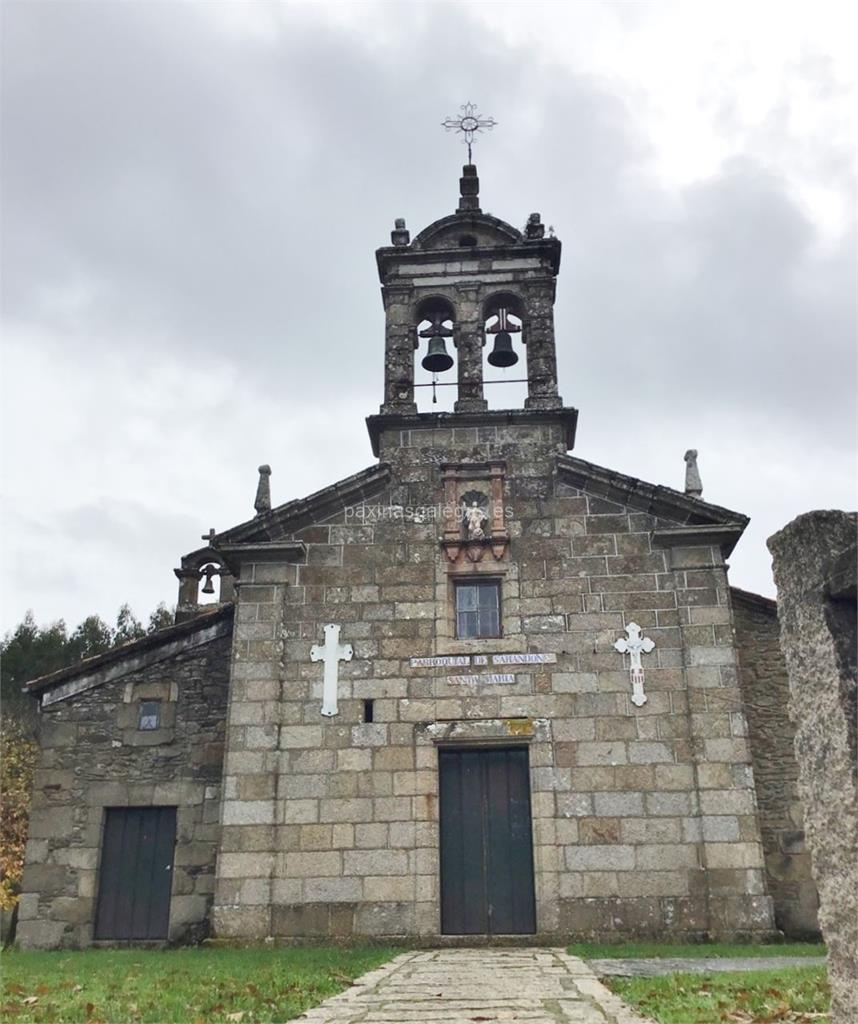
[{"x1": 768, "y1": 510, "x2": 857, "y2": 1024}]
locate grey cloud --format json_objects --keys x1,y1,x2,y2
[{"x1": 1, "y1": 1, "x2": 854, "y2": 629}]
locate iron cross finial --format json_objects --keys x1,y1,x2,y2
[{"x1": 442, "y1": 102, "x2": 497, "y2": 164}]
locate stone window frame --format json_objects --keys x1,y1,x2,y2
[
  {"x1": 118, "y1": 680, "x2": 178, "y2": 746},
  {"x1": 454, "y1": 577, "x2": 502, "y2": 640},
  {"x1": 434, "y1": 460, "x2": 522, "y2": 655},
  {"x1": 435, "y1": 559, "x2": 523, "y2": 655}
]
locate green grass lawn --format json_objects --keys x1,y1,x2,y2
[
  {"x1": 608, "y1": 966, "x2": 830, "y2": 1024},
  {"x1": 567, "y1": 940, "x2": 825, "y2": 960},
  {"x1": 1, "y1": 945, "x2": 400, "y2": 1023}
]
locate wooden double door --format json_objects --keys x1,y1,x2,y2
[
  {"x1": 94, "y1": 807, "x2": 177, "y2": 941},
  {"x1": 439, "y1": 747, "x2": 536, "y2": 935}
]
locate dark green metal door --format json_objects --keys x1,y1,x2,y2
[{"x1": 439, "y1": 747, "x2": 536, "y2": 935}]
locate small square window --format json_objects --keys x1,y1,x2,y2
[
  {"x1": 455, "y1": 579, "x2": 501, "y2": 639},
  {"x1": 138, "y1": 700, "x2": 161, "y2": 731}
]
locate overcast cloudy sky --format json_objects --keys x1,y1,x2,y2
[{"x1": 2, "y1": 0, "x2": 855, "y2": 633}]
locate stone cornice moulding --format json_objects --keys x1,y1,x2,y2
[
  {"x1": 215, "y1": 540, "x2": 307, "y2": 571},
  {"x1": 367, "y1": 407, "x2": 578, "y2": 457},
  {"x1": 556, "y1": 453, "x2": 749, "y2": 533},
  {"x1": 651, "y1": 523, "x2": 747, "y2": 558},
  {"x1": 210, "y1": 463, "x2": 393, "y2": 546}
]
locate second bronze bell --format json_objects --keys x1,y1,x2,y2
[{"x1": 487, "y1": 331, "x2": 518, "y2": 368}]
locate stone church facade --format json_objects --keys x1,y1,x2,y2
[{"x1": 18, "y1": 165, "x2": 818, "y2": 948}]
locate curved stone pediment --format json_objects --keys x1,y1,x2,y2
[{"x1": 411, "y1": 212, "x2": 522, "y2": 251}]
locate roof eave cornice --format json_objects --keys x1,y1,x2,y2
[
  {"x1": 556, "y1": 453, "x2": 749, "y2": 535},
  {"x1": 212, "y1": 463, "x2": 393, "y2": 546},
  {"x1": 26, "y1": 606, "x2": 234, "y2": 701},
  {"x1": 652, "y1": 523, "x2": 747, "y2": 558}
]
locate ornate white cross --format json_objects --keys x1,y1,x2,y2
[
  {"x1": 311, "y1": 623, "x2": 353, "y2": 718},
  {"x1": 613, "y1": 622, "x2": 656, "y2": 708}
]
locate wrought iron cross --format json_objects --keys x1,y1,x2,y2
[
  {"x1": 442, "y1": 102, "x2": 497, "y2": 163},
  {"x1": 613, "y1": 622, "x2": 656, "y2": 708},
  {"x1": 311, "y1": 623, "x2": 353, "y2": 718}
]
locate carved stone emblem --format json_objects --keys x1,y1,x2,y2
[{"x1": 440, "y1": 463, "x2": 509, "y2": 563}]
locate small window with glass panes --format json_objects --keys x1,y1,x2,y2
[
  {"x1": 138, "y1": 699, "x2": 161, "y2": 731},
  {"x1": 455, "y1": 579, "x2": 501, "y2": 639}
]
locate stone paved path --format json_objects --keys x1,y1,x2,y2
[
  {"x1": 298, "y1": 948, "x2": 654, "y2": 1024},
  {"x1": 588, "y1": 955, "x2": 828, "y2": 978}
]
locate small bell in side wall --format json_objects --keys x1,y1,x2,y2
[{"x1": 200, "y1": 564, "x2": 218, "y2": 595}]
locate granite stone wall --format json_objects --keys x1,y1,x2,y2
[
  {"x1": 213, "y1": 422, "x2": 774, "y2": 942},
  {"x1": 769, "y1": 511, "x2": 857, "y2": 1024},
  {"x1": 17, "y1": 628, "x2": 231, "y2": 949},
  {"x1": 732, "y1": 589, "x2": 819, "y2": 937}
]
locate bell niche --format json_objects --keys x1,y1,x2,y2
[
  {"x1": 484, "y1": 293, "x2": 523, "y2": 370},
  {"x1": 373, "y1": 162, "x2": 567, "y2": 420},
  {"x1": 418, "y1": 298, "x2": 455, "y2": 375}
]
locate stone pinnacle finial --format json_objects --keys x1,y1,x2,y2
[
  {"x1": 525, "y1": 213, "x2": 545, "y2": 239},
  {"x1": 391, "y1": 218, "x2": 410, "y2": 246},
  {"x1": 684, "y1": 450, "x2": 702, "y2": 498},
  {"x1": 254, "y1": 464, "x2": 272, "y2": 515},
  {"x1": 457, "y1": 164, "x2": 481, "y2": 214}
]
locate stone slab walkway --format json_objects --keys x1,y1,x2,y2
[
  {"x1": 588, "y1": 955, "x2": 827, "y2": 978},
  {"x1": 298, "y1": 948, "x2": 654, "y2": 1024}
]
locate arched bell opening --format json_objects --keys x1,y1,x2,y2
[
  {"x1": 174, "y1": 549, "x2": 234, "y2": 622},
  {"x1": 197, "y1": 562, "x2": 223, "y2": 605},
  {"x1": 482, "y1": 292, "x2": 527, "y2": 408},
  {"x1": 414, "y1": 296, "x2": 457, "y2": 411}
]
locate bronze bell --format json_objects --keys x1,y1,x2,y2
[
  {"x1": 422, "y1": 336, "x2": 454, "y2": 373},
  {"x1": 200, "y1": 567, "x2": 217, "y2": 595},
  {"x1": 487, "y1": 330, "x2": 518, "y2": 368}
]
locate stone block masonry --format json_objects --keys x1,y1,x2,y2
[
  {"x1": 732, "y1": 588, "x2": 819, "y2": 937},
  {"x1": 212, "y1": 422, "x2": 775, "y2": 942},
  {"x1": 18, "y1": 621, "x2": 232, "y2": 949},
  {"x1": 769, "y1": 511, "x2": 857, "y2": 1024},
  {"x1": 17, "y1": 163, "x2": 787, "y2": 951}
]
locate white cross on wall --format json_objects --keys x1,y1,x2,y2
[
  {"x1": 613, "y1": 622, "x2": 656, "y2": 708},
  {"x1": 310, "y1": 623, "x2": 353, "y2": 718}
]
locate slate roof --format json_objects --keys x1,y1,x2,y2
[
  {"x1": 24, "y1": 604, "x2": 233, "y2": 697},
  {"x1": 731, "y1": 586, "x2": 778, "y2": 614}
]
